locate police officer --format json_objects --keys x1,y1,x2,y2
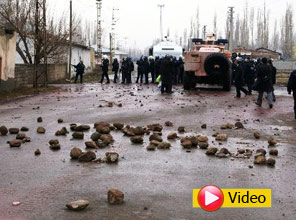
[
  {"x1": 233, "y1": 57, "x2": 249, "y2": 98},
  {"x1": 268, "y1": 59, "x2": 277, "y2": 101},
  {"x1": 160, "y1": 55, "x2": 173, "y2": 94},
  {"x1": 288, "y1": 69, "x2": 296, "y2": 120},
  {"x1": 100, "y1": 55, "x2": 110, "y2": 84},
  {"x1": 243, "y1": 57, "x2": 255, "y2": 94},
  {"x1": 178, "y1": 56, "x2": 184, "y2": 84},
  {"x1": 73, "y1": 60, "x2": 85, "y2": 84},
  {"x1": 120, "y1": 58, "x2": 129, "y2": 84},
  {"x1": 112, "y1": 58, "x2": 119, "y2": 83},
  {"x1": 143, "y1": 56, "x2": 150, "y2": 84},
  {"x1": 136, "y1": 57, "x2": 144, "y2": 83},
  {"x1": 149, "y1": 56, "x2": 155, "y2": 83},
  {"x1": 127, "y1": 57, "x2": 134, "y2": 83}
]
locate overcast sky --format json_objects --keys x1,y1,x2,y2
[{"x1": 50, "y1": 0, "x2": 296, "y2": 49}]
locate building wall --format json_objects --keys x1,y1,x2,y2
[
  {"x1": 13, "y1": 64, "x2": 67, "y2": 88},
  {"x1": 0, "y1": 28, "x2": 16, "y2": 91},
  {"x1": 273, "y1": 60, "x2": 296, "y2": 84}
]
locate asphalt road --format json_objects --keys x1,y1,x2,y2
[{"x1": 0, "y1": 83, "x2": 295, "y2": 220}]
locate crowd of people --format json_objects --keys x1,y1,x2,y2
[{"x1": 72, "y1": 54, "x2": 296, "y2": 120}]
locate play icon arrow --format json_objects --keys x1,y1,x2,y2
[{"x1": 205, "y1": 191, "x2": 220, "y2": 206}]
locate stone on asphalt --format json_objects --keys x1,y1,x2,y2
[
  {"x1": 16, "y1": 133, "x2": 26, "y2": 140},
  {"x1": 266, "y1": 158, "x2": 276, "y2": 166},
  {"x1": 70, "y1": 147, "x2": 83, "y2": 159},
  {"x1": 78, "y1": 151, "x2": 96, "y2": 162},
  {"x1": 147, "y1": 124, "x2": 163, "y2": 132},
  {"x1": 133, "y1": 126, "x2": 145, "y2": 136},
  {"x1": 254, "y1": 155, "x2": 266, "y2": 164},
  {"x1": 235, "y1": 122, "x2": 244, "y2": 129},
  {"x1": 201, "y1": 124, "x2": 207, "y2": 129},
  {"x1": 199, "y1": 142, "x2": 209, "y2": 149},
  {"x1": 113, "y1": 123, "x2": 124, "y2": 130},
  {"x1": 9, "y1": 128, "x2": 20, "y2": 134},
  {"x1": 269, "y1": 149, "x2": 278, "y2": 156},
  {"x1": 131, "y1": 136, "x2": 144, "y2": 144},
  {"x1": 100, "y1": 134, "x2": 113, "y2": 145},
  {"x1": 181, "y1": 139, "x2": 192, "y2": 149},
  {"x1": 72, "y1": 132, "x2": 84, "y2": 140},
  {"x1": 215, "y1": 134, "x2": 228, "y2": 141},
  {"x1": 37, "y1": 127, "x2": 46, "y2": 134},
  {"x1": 105, "y1": 152, "x2": 119, "y2": 163},
  {"x1": 253, "y1": 131, "x2": 261, "y2": 139},
  {"x1": 34, "y1": 149, "x2": 41, "y2": 156},
  {"x1": 0, "y1": 126, "x2": 8, "y2": 135},
  {"x1": 197, "y1": 135, "x2": 208, "y2": 142},
  {"x1": 146, "y1": 144, "x2": 157, "y2": 151},
  {"x1": 177, "y1": 126, "x2": 185, "y2": 133},
  {"x1": 57, "y1": 119, "x2": 63, "y2": 123},
  {"x1": 20, "y1": 127, "x2": 29, "y2": 132},
  {"x1": 91, "y1": 132, "x2": 101, "y2": 141},
  {"x1": 49, "y1": 139, "x2": 59, "y2": 145},
  {"x1": 268, "y1": 137, "x2": 277, "y2": 146},
  {"x1": 9, "y1": 139, "x2": 22, "y2": 148},
  {"x1": 206, "y1": 147, "x2": 218, "y2": 155},
  {"x1": 108, "y1": 189, "x2": 124, "y2": 205},
  {"x1": 66, "y1": 200, "x2": 89, "y2": 211},
  {"x1": 157, "y1": 142, "x2": 171, "y2": 149},
  {"x1": 149, "y1": 134, "x2": 163, "y2": 142},
  {"x1": 85, "y1": 141, "x2": 97, "y2": 149},
  {"x1": 37, "y1": 117, "x2": 43, "y2": 123},
  {"x1": 167, "y1": 132, "x2": 177, "y2": 140},
  {"x1": 256, "y1": 149, "x2": 266, "y2": 156},
  {"x1": 50, "y1": 144, "x2": 61, "y2": 151},
  {"x1": 165, "y1": 121, "x2": 173, "y2": 127}
]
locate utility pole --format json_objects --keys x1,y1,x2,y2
[
  {"x1": 33, "y1": 0, "x2": 48, "y2": 88},
  {"x1": 157, "y1": 4, "x2": 165, "y2": 41},
  {"x1": 110, "y1": 7, "x2": 119, "y2": 65},
  {"x1": 68, "y1": 0, "x2": 73, "y2": 79},
  {"x1": 228, "y1": 7, "x2": 234, "y2": 51},
  {"x1": 203, "y1": 25, "x2": 207, "y2": 40},
  {"x1": 96, "y1": 0, "x2": 103, "y2": 63}
]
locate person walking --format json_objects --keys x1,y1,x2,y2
[
  {"x1": 268, "y1": 59, "x2": 277, "y2": 101},
  {"x1": 120, "y1": 58, "x2": 129, "y2": 84},
  {"x1": 178, "y1": 56, "x2": 184, "y2": 84},
  {"x1": 149, "y1": 57, "x2": 155, "y2": 83},
  {"x1": 143, "y1": 56, "x2": 150, "y2": 84},
  {"x1": 112, "y1": 58, "x2": 119, "y2": 83},
  {"x1": 100, "y1": 55, "x2": 110, "y2": 84},
  {"x1": 254, "y1": 57, "x2": 274, "y2": 108},
  {"x1": 288, "y1": 69, "x2": 296, "y2": 120},
  {"x1": 160, "y1": 55, "x2": 173, "y2": 94},
  {"x1": 233, "y1": 57, "x2": 249, "y2": 98},
  {"x1": 73, "y1": 60, "x2": 85, "y2": 84},
  {"x1": 127, "y1": 57, "x2": 134, "y2": 83},
  {"x1": 243, "y1": 57, "x2": 255, "y2": 94}
]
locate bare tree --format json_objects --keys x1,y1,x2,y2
[
  {"x1": 213, "y1": 12, "x2": 217, "y2": 35},
  {"x1": 183, "y1": 28, "x2": 188, "y2": 49},
  {"x1": 249, "y1": 7, "x2": 255, "y2": 48},
  {"x1": 271, "y1": 20, "x2": 279, "y2": 51},
  {"x1": 234, "y1": 14, "x2": 240, "y2": 48},
  {"x1": 195, "y1": 6, "x2": 200, "y2": 38},
  {"x1": 0, "y1": 0, "x2": 80, "y2": 64},
  {"x1": 281, "y1": 5, "x2": 294, "y2": 58}
]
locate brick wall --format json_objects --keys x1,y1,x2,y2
[{"x1": 14, "y1": 64, "x2": 67, "y2": 88}]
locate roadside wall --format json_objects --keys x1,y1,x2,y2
[{"x1": 273, "y1": 60, "x2": 296, "y2": 84}]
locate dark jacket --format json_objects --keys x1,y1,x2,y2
[
  {"x1": 243, "y1": 61, "x2": 254, "y2": 80},
  {"x1": 160, "y1": 57, "x2": 173, "y2": 84},
  {"x1": 143, "y1": 58, "x2": 150, "y2": 74},
  {"x1": 137, "y1": 59, "x2": 144, "y2": 74},
  {"x1": 102, "y1": 59, "x2": 109, "y2": 72},
  {"x1": 233, "y1": 63, "x2": 245, "y2": 87},
  {"x1": 112, "y1": 59, "x2": 119, "y2": 72},
  {"x1": 288, "y1": 70, "x2": 296, "y2": 93},
  {"x1": 149, "y1": 59, "x2": 155, "y2": 73},
  {"x1": 121, "y1": 60, "x2": 129, "y2": 74},
  {"x1": 254, "y1": 64, "x2": 273, "y2": 93},
  {"x1": 271, "y1": 65, "x2": 277, "y2": 85},
  {"x1": 74, "y1": 62, "x2": 85, "y2": 74}
]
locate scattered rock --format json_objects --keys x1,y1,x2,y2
[
  {"x1": 235, "y1": 122, "x2": 244, "y2": 129},
  {"x1": 16, "y1": 133, "x2": 26, "y2": 140},
  {"x1": 37, "y1": 117, "x2": 43, "y2": 123},
  {"x1": 91, "y1": 132, "x2": 101, "y2": 141},
  {"x1": 49, "y1": 139, "x2": 59, "y2": 145},
  {"x1": 248, "y1": 165, "x2": 253, "y2": 169},
  {"x1": 218, "y1": 148, "x2": 230, "y2": 155},
  {"x1": 94, "y1": 121, "x2": 110, "y2": 129},
  {"x1": 100, "y1": 134, "x2": 113, "y2": 145},
  {"x1": 23, "y1": 137, "x2": 31, "y2": 142},
  {"x1": 35, "y1": 149, "x2": 41, "y2": 156},
  {"x1": 216, "y1": 153, "x2": 228, "y2": 158},
  {"x1": 256, "y1": 149, "x2": 266, "y2": 156},
  {"x1": 70, "y1": 147, "x2": 83, "y2": 159},
  {"x1": 75, "y1": 125, "x2": 91, "y2": 132},
  {"x1": 20, "y1": 127, "x2": 29, "y2": 132},
  {"x1": 181, "y1": 139, "x2": 192, "y2": 149},
  {"x1": 157, "y1": 142, "x2": 171, "y2": 149},
  {"x1": 130, "y1": 136, "x2": 144, "y2": 144},
  {"x1": 253, "y1": 131, "x2": 261, "y2": 139},
  {"x1": 199, "y1": 142, "x2": 209, "y2": 149},
  {"x1": 197, "y1": 136, "x2": 208, "y2": 142},
  {"x1": 0, "y1": 126, "x2": 8, "y2": 135},
  {"x1": 58, "y1": 119, "x2": 64, "y2": 123},
  {"x1": 50, "y1": 144, "x2": 61, "y2": 151},
  {"x1": 72, "y1": 132, "x2": 84, "y2": 140},
  {"x1": 147, "y1": 124, "x2": 163, "y2": 132},
  {"x1": 269, "y1": 149, "x2": 278, "y2": 156},
  {"x1": 178, "y1": 126, "x2": 185, "y2": 133},
  {"x1": 66, "y1": 200, "x2": 89, "y2": 211},
  {"x1": 108, "y1": 189, "x2": 124, "y2": 205},
  {"x1": 96, "y1": 140, "x2": 107, "y2": 148},
  {"x1": 254, "y1": 155, "x2": 266, "y2": 164},
  {"x1": 215, "y1": 134, "x2": 228, "y2": 141},
  {"x1": 9, "y1": 128, "x2": 19, "y2": 134},
  {"x1": 201, "y1": 124, "x2": 207, "y2": 129},
  {"x1": 105, "y1": 152, "x2": 119, "y2": 163},
  {"x1": 167, "y1": 132, "x2": 177, "y2": 140},
  {"x1": 206, "y1": 147, "x2": 218, "y2": 155},
  {"x1": 133, "y1": 127, "x2": 145, "y2": 136},
  {"x1": 266, "y1": 158, "x2": 276, "y2": 166},
  {"x1": 150, "y1": 140, "x2": 161, "y2": 146},
  {"x1": 245, "y1": 149, "x2": 253, "y2": 157},
  {"x1": 238, "y1": 149, "x2": 246, "y2": 154},
  {"x1": 85, "y1": 141, "x2": 97, "y2": 149},
  {"x1": 113, "y1": 123, "x2": 124, "y2": 130},
  {"x1": 146, "y1": 144, "x2": 157, "y2": 151},
  {"x1": 70, "y1": 124, "x2": 77, "y2": 131},
  {"x1": 9, "y1": 139, "x2": 22, "y2": 148},
  {"x1": 37, "y1": 127, "x2": 46, "y2": 134},
  {"x1": 165, "y1": 121, "x2": 173, "y2": 127},
  {"x1": 268, "y1": 137, "x2": 277, "y2": 146},
  {"x1": 149, "y1": 134, "x2": 163, "y2": 142},
  {"x1": 55, "y1": 127, "x2": 68, "y2": 136},
  {"x1": 221, "y1": 123, "x2": 234, "y2": 129},
  {"x1": 78, "y1": 151, "x2": 96, "y2": 162},
  {"x1": 96, "y1": 126, "x2": 111, "y2": 134}
]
